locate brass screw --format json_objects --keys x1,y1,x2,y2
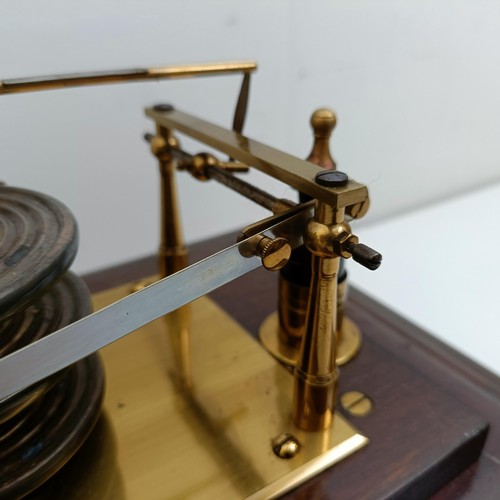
[
  {"x1": 340, "y1": 391, "x2": 373, "y2": 417},
  {"x1": 256, "y1": 236, "x2": 291, "y2": 271},
  {"x1": 271, "y1": 433, "x2": 301, "y2": 459}
]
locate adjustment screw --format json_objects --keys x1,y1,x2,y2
[
  {"x1": 315, "y1": 170, "x2": 348, "y2": 187},
  {"x1": 153, "y1": 103, "x2": 174, "y2": 112},
  {"x1": 272, "y1": 433, "x2": 301, "y2": 459},
  {"x1": 256, "y1": 236, "x2": 291, "y2": 271},
  {"x1": 340, "y1": 391, "x2": 373, "y2": 416}
]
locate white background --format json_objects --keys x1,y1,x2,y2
[{"x1": 2, "y1": 1, "x2": 499, "y2": 274}]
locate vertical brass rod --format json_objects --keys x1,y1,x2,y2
[
  {"x1": 156, "y1": 125, "x2": 191, "y2": 389},
  {"x1": 292, "y1": 203, "x2": 341, "y2": 431},
  {"x1": 0, "y1": 61, "x2": 257, "y2": 95},
  {"x1": 158, "y1": 127, "x2": 188, "y2": 277}
]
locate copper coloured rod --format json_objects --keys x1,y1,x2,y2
[{"x1": 0, "y1": 61, "x2": 257, "y2": 95}]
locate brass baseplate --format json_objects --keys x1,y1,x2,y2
[{"x1": 92, "y1": 280, "x2": 368, "y2": 499}]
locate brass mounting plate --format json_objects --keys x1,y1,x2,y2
[{"x1": 93, "y1": 280, "x2": 368, "y2": 499}]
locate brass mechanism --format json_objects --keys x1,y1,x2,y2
[
  {"x1": 145, "y1": 105, "x2": 381, "y2": 433},
  {"x1": 260, "y1": 108, "x2": 366, "y2": 367},
  {"x1": 1, "y1": 61, "x2": 381, "y2": 497}
]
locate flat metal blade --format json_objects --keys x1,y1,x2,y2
[{"x1": 0, "y1": 208, "x2": 310, "y2": 402}]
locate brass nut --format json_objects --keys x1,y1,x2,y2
[
  {"x1": 333, "y1": 232, "x2": 358, "y2": 259},
  {"x1": 305, "y1": 219, "x2": 353, "y2": 258},
  {"x1": 190, "y1": 153, "x2": 217, "y2": 181},
  {"x1": 150, "y1": 135, "x2": 169, "y2": 158}
]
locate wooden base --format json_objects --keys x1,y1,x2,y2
[{"x1": 82, "y1": 233, "x2": 500, "y2": 499}]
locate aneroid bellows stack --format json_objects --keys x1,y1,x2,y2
[{"x1": 0, "y1": 186, "x2": 104, "y2": 497}]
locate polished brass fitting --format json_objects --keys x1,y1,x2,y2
[
  {"x1": 292, "y1": 202, "x2": 342, "y2": 431},
  {"x1": 303, "y1": 219, "x2": 356, "y2": 259},
  {"x1": 178, "y1": 152, "x2": 249, "y2": 181},
  {"x1": 149, "y1": 127, "x2": 179, "y2": 162},
  {"x1": 240, "y1": 234, "x2": 292, "y2": 272}
]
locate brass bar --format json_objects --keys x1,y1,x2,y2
[
  {"x1": 0, "y1": 61, "x2": 257, "y2": 95},
  {"x1": 152, "y1": 125, "x2": 192, "y2": 389},
  {"x1": 146, "y1": 107, "x2": 369, "y2": 208}
]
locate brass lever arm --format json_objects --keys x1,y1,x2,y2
[
  {"x1": 0, "y1": 61, "x2": 257, "y2": 95},
  {"x1": 146, "y1": 107, "x2": 369, "y2": 210},
  {"x1": 144, "y1": 133, "x2": 294, "y2": 214}
]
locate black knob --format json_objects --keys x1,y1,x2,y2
[{"x1": 345, "y1": 242, "x2": 382, "y2": 271}]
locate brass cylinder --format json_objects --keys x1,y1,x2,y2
[
  {"x1": 278, "y1": 278, "x2": 309, "y2": 349},
  {"x1": 156, "y1": 125, "x2": 188, "y2": 278},
  {"x1": 292, "y1": 203, "x2": 341, "y2": 431},
  {"x1": 153, "y1": 125, "x2": 191, "y2": 389},
  {"x1": 292, "y1": 254, "x2": 339, "y2": 431}
]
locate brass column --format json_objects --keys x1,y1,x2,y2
[
  {"x1": 154, "y1": 123, "x2": 188, "y2": 277},
  {"x1": 292, "y1": 202, "x2": 343, "y2": 430},
  {"x1": 150, "y1": 120, "x2": 191, "y2": 388}
]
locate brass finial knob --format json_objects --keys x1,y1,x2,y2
[{"x1": 307, "y1": 108, "x2": 337, "y2": 170}]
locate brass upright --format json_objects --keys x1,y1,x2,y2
[
  {"x1": 149, "y1": 122, "x2": 192, "y2": 388},
  {"x1": 292, "y1": 171, "x2": 380, "y2": 430},
  {"x1": 150, "y1": 123, "x2": 188, "y2": 277},
  {"x1": 292, "y1": 202, "x2": 342, "y2": 430}
]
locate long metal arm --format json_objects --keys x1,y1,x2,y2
[
  {"x1": 0, "y1": 206, "x2": 311, "y2": 402},
  {"x1": 0, "y1": 61, "x2": 257, "y2": 95}
]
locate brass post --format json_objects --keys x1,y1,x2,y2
[
  {"x1": 260, "y1": 108, "x2": 356, "y2": 367},
  {"x1": 292, "y1": 202, "x2": 343, "y2": 431},
  {"x1": 151, "y1": 121, "x2": 191, "y2": 388},
  {"x1": 155, "y1": 123, "x2": 188, "y2": 277}
]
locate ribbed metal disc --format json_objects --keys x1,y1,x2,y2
[
  {"x1": 0, "y1": 272, "x2": 92, "y2": 423},
  {"x1": 0, "y1": 354, "x2": 104, "y2": 498},
  {"x1": 0, "y1": 187, "x2": 78, "y2": 321}
]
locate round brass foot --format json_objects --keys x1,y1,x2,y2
[
  {"x1": 259, "y1": 312, "x2": 362, "y2": 366},
  {"x1": 259, "y1": 312, "x2": 298, "y2": 366},
  {"x1": 335, "y1": 317, "x2": 362, "y2": 365}
]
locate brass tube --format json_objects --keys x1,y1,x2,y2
[
  {"x1": 157, "y1": 126, "x2": 188, "y2": 277},
  {"x1": 0, "y1": 61, "x2": 257, "y2": 95},
  {"x1": 154, "y1": 125, "x2": 191, "y2": 389},
  {"x1": 292, "y1": 255, "x2": 339, "y2": 431},
  {"x1": 292, "y1": 203, "x2": 341, "y2": 431}
]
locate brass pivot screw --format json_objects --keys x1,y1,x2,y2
[
  {"x1": 340, "y1": 391, "x2": 373, "y2": 417},
  {"x1": 145, "y1": 105, "x2": 179, "y2": 162},
  {"x1": 178, "y1": 152, "x2": 249, "y2": 181},
  {"x1": 271, "y1": 433, "x2": 301, "y2": 459},
  {"x1": 256, "y1": 236, "x2": 291, "y2": 271}
]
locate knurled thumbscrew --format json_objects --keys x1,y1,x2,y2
[{"x1": 256, "y1": 236, "x2": 291, "y2": 271}]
